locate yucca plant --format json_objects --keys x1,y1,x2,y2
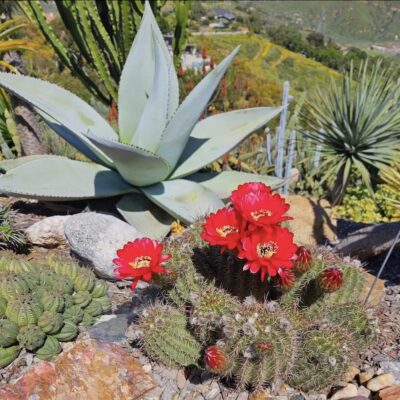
[
  {"x1": 0, "y1": 3, "x2": 282, "y2": 239},
  {"x1": 302, "y1": 60, "x2": 400, "y2": 205},
  {"x1": 19, "y1": 0, "x2": 191, "y2": 105},
  {"x1": 380, "y1": 157, "x2": 400, "y2": 211}
]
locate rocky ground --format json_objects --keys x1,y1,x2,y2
[{"x1": 0, "y1": 199, "x2": 399, "y2": 400}]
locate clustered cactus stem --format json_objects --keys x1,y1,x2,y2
[
  {"x1": 136, "y1": 183, "x2": 376, "y2": 393},
  {"x1": 0, "y1": 255, "x2": 111, "y2": 367}
]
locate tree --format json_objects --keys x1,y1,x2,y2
[{"x1": 306, "y1": 31, "x2": 325, "y2": 48}]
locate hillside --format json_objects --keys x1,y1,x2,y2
[
  {"x1": 191, "y1": 33, "x2": 340, "y2": 106},
  {"x1": 201, "y1": 1, "x2": 400, "y2": 48}
]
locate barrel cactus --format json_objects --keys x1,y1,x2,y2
[
  {"x1": 0, "y1": 2, "x2": 282, "y2": 240},
  {"x1": 0, "y1": 255, "x2": 111, "y2": 368},
  {"x1": 134, "y1": 183, "x2": 376, "y2": 393}
]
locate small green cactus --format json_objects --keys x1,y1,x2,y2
[
  {"x1": 36, "y1": 336, "x2": 62, "y2": 360},
  {"x1": 74, "y1": 269, "x2": 96, "y2": 292},
  {"x1": 40, "y1": 292, "x2": 65, "y2": 313},
  {"x1": 6, "y1": 293, "x2": 43, "y2": 326},
  {"x1": 0, "y1": 319, "x2": 19, "y2": 347},
  {"x1": 0, "y1": 255, "x2": 111, "y2": 368},
  {"x1": 17, "y1": 325, "x2": 46, "y2": 351},
  {"x1": 0, "y1": 345, "x2": 20, "y2": 368},
  {"x1": 63, "y1": 305, "x2": 84, "y2": 324},
  {"x1": 73, "y1": 291, "x2": 92, "y2": 308},
  {"x1": 38, "y1": 311, "x2": 64, "y2": 334},
  {"x1": 53, "y1": 321, "x2": 78, "y2": 342},
  {"x1": 139, "y1": 304, "x2": 202, "y2": 368},
  {"x1": 288, "y1": 327, "x2": 353, "y2": 392}
]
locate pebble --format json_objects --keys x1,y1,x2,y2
[
  {"x1": 237, "y1": 393, "x2": 249, "y2": 400},
  {"x1": 142, "y1": 363, "x2": 152, "y2": 373},
  {"x1": 357, "y1": 385, "x2": 371, "y2": 398},
  {"x1": 358, "y1": 369, "x2": 374, "y2": 384},
  {"x1": 343, "y1": 366, "x2": 361, "y2": 382},
  {"x1": 379, "y1": 361, "x2": 400, "y2": 383},
  {"x1": 367, "y1": 373, "x2": 395, "y2": 392},
  {"x1": 177, "y1": 369, "x2": 186, "y2": 390},
  {"x1": 330, "y1": 383, "x2": 358, "y2": 400}
]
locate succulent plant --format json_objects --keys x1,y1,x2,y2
[
  {"x1": 139, "y1": 304, "x2": 202, "y2": 368},
  {"x1": 0, "y1": 3, "x2": 282, "y2": 239},
  {"x1": 0, "y1": 255, "x2": 111, "y2": 368},
  {"x1": 36, "y1": 336, "x2": 62, "y2": 361},
  {"x1": 137, "y1": 224, "x2": 374, "y2": 393},
  {"x1": 0, "y1": 319, "x2": 19, "y2": 347},
  {"x1": 0, "y1": 345, "x2": 20, "y2": 368},
  {"x1": 17, "y1": 324, "x2": 46, "y2": 351}
]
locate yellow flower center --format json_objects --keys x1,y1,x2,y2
[
  {"x1": 256, "y1": 241, "x2": 278, "y2": 258},
  {"x1": 216, "y1": 225, "x2": 238, "y2": 238},
  {"x1": 129, "y1": 256, "x2": 152, "y2": 269},
  {"x1": 251, "y1": 209, "x2": 272, "y2": 221}
]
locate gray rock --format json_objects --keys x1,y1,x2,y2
[
  {"x1": 379, "y1": 360, "x2": 400, "y2": 383},
  {"x1": 334, "y1": 221, "x2": 400, "y2": 260},
  {"x1": 64, "y1": 212, "x2": 142, "y2": 279},
  {"x1": 26, "y1": 215, "x2": 70, "y2": 247},
  {"x1": 88, "y1": 314, "x2": 129, "y2": 342}
]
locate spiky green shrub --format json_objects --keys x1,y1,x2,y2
[
  {"x1": 302, "y1": 60, "x2": 400, "y2": 205},
  {"x1": 0, "y1": 255, "x2": 111, "y2": 368},
  {"x1": 0, "y1": 207, "x2": 26, "y2": 251},
  {"x1": 138, "y1": 225, "x2": 376, "y2": 393}
]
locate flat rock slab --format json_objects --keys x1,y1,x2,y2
[
  {"x1": 64, "y1": 212, "x2": 142, "y2": 279},
  {"x1": 335, "y1": 222, "x2": 400, "y2": 260},
  {"x1": 0, "y1": 339, "x2": 156, "y2": 400}
]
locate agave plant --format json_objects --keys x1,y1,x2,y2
[
  {"x1": 302, "y1": 60, "x2": 400, "y2": 205},
  {"x1": 0, "y1": 3, "x2": 282, "y2": 239}
]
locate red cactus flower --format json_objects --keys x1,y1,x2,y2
[
  {"x1": 201, "y1": 207, "x2": 243, "y2": 252},
  {"x1": 294, "y1": 246, "x2": 312, "y2": 272},
  {"x1": 113, "y1": 238, "x2": 171, "y2": 290},
  {"x1": 239, "y1": 226, "x2": 298, "y2": 281},
  {"x1": 231, "y1": 183, "x2": 291, "y2": 228},
  {"x1": 107, "y1": 100, "x2": 118, "y2": 122},
  {"x1": 204, "y1": 345, "x2": 228, "y2": 373},
  {"x1": 277, "y1": 267, "x2": 295, "y2": 289},
  {"x1": 319, "y1": 267, "x2": 343, "y2": 292},
  {"x1": 178, "y1": 64, "x2": 184, "y2": 78}
]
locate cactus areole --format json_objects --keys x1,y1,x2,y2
[{"x1": 0, "y1": 2, "x2": 282, "y2": 239}]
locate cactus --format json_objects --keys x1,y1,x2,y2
[
  {"x1": 6, "y1": 293, "x2": 43, "y2": 326},
  {"x1": 74, "y1": 269, "x2": 95, "y2": 293},
  {"x1": 38, "y1": 311, "x2": 64, "y2": 335},
  {"x1": 137, "y1": 221, "x2": 374, "y2": 394},
  {"x1": 53, "y1": 321, "x2": 78, "y2": 342},
  {"x1": 288, "y1": 327, "x2": 353, "y2": 392},
  {"x1": 36, "y1": 336, "x2": 62, "y2": 360},
  {"x1": 39, "y1": 292, "x2": 65, "y2": 313},
  {"x1": 91, "y1": 280, "x2": 108, "y2": 298},
  {"x1": 17, "y1": 325, "x2": 46, "y2": 351},
  {"x1": 139, "y1": 304, "x2": 202, "y2": 368},
  {"x1": 63, "y1": 305, "x2": 84, "y2": 325},
  {"x1": 0, "y1": 345, "x2": 20, "y2": 368},
  {"x1": 0, "y1": 319, "x2": 19, "y2": 347},
  {"x1": 73, "y1": 291, "x2": 92, "y2": 308},
  {"x1": 0, "y1": 255, "x2": 111, "y2": 368}
]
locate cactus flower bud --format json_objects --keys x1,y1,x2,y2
[
  {"x1": 294, "y1": 246, "x2": 312, "y2": 272},
  {"x1": 204, "y1": 345, "x2": 228, "y2": 373},
  {"x1": 319, "y1": 267, "x2": 343, "y2": 292},
  {"x1": 277, "y1": 267, "x2": 295, "y2": 289}
]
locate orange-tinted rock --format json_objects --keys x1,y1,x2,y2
[
  {"x1": 378, "y1": 385, "x2": 400, "y2": 400},
  {"x1": 0, "y1": 340, "x2": 156, "y2": 400}
]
